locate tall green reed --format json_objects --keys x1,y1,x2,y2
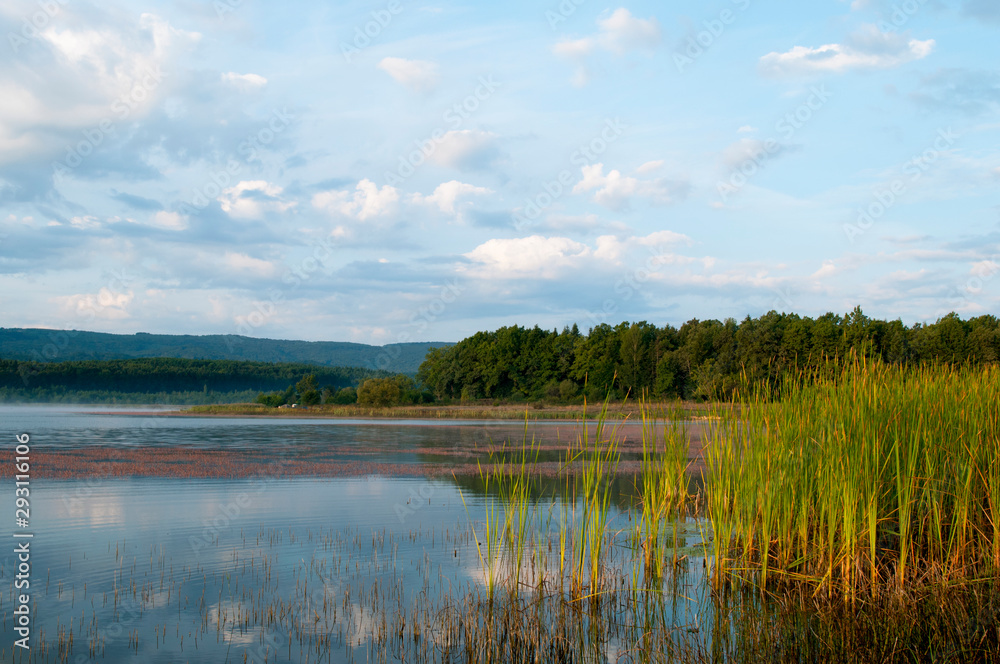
[
  {"x1": 562, "y1": 395, "x2": 622, "y2": 598},
  {"x1": 635, "y1": 404, "x2": 691, "y2": 579},
  {"x1": 704, "y1": 356, "x2": 1000, "y2": 597}
]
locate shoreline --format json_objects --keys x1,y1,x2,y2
[{"x1": 114, "y1": 401, "x2": 723, "y2": 421}]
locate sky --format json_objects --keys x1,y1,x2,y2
[{"x1": 1, "y1": 0, "x2": 998, "y2": 344}]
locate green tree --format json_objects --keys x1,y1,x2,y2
[
  {"x1": 333, "y1": 387, "x2": 357, "y2": 404},
  {"x1": 255, "y1": 391, "x2": 285, "y2": 407},
  {"x1": 296, "y1": 374, "x2": 319, "y2": 395},
  {"x1": 357, "y1": 378, "x2": 401, "y2": 407},
  {"x1": 558, "y1": 379, "x2": 579, "y2": 402}
]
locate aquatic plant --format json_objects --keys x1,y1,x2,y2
[{"x1": 704, "y1": 355, "x2": 1000, "y2": 597}]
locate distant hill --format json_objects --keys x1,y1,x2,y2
[{"x1": 0, "y1": 329, "x2": 451, "y2": 375}]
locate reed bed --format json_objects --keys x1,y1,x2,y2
[{"x1": 704, "y1": 357, "x2": 1000, "y2": 598}]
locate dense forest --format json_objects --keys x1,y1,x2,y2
[
  {"x1": 0, "y1": 358, "x2": 388, "y2": 404},
  {"x1": 0, "y1": 328, "x2": 448, "y2": 374},
  {"x1": 416, "y1": 309, "x2": 1000, "y2": 402}
]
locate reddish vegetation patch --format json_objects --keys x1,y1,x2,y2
[
  {"x1": 35, "y1": 422, "x2": 708, "y2": 480},
  {"x1": 33, "y1": 448, "x2": 423, "y2": 479}
]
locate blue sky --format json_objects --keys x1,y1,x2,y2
[{"x1": 1, "y1": 0, "x2": 998, "y2": 344}]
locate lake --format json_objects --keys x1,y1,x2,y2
[{"x1": 0, "y1": 405, "x2": 708, "y2": 663}]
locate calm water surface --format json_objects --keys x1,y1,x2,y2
[{"x1": 0, "y1": 405, "x2": 706, "y2": 663}]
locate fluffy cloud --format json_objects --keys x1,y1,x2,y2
[
  {"x1": 464, "y1": 235, "x2": 592, "y2": 278},
  {"x1": 573, "y1": 163, "x2": 687, "y2": 210},
  {"x1": 431, "y1": 130, "x2": 501, "y2": 171},
  {"x1": 312, "y1": 180, "x2": 399, "y2": 220},
  {"x1": 150, "y1": 210, "x2": 187, "y2": 230},
  {"x1": 223, "y1": 251, "x2": 277, "y2": 277},
  {"x1": 57, "y1": 288, "x2": 134, "y2": 320},
  {"x1": 719, "y1": 138, "x2": 796, "y2": 170},
  {"x1": 0, "y1": 12, "x2": 199, "y2": 165},
  {"x1": 595, "y1": 7, "x2": 661, "y2": 54},
  {"x1": 377, "y1": 57, "x2": 440, "y2": 93},
  {"x1": 592, "y1": 230, "x2": 691, "y2": 263},
  {"x1": 68, "y1": 215, "x2": 102, "y2": 229},
  {"x1": 553, "y1": 8, "x2": 660, "y2": 57},
  {"x1": 221, "y1": 72, "x2": 267, "y2": 91},
  {"x1": 553, "y1": 8, "x2": 660, "y2": 85},
  {"x1": 635, "y1": 160, "x2": 664, "y2": 174},
  {"x1": 218, "y1": 181, "x2": 295, "y2": 219},
  {"x1": 811, "y1": 260, "x2": 838, "y2": 279},
  {"x1": 409, "y1": 180, "x2": 493, "y2": 216},
  {"x1": 463, "y1": 231, "x2": 692, "y2": 279},
  {"x1": 759, "y1": 25, "x2": 933, "y2": 77}
]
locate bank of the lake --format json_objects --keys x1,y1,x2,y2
[{"x1": 178, "y1": 400, "x2": 720, "y2": 421}]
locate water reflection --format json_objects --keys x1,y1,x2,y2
[{"x1": 0, "y1": 405, "x2": 710, "y2": 663}]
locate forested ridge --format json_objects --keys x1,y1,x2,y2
[
  {"x1": 0, "y1": 328, "x2": 448, "y2": 374},
  {"x1": 0, "y1": 358, "x2": 387, "y2": 404},
  {"x1": 417, "y1": 309, "x2": 1000, "y2": 402}
]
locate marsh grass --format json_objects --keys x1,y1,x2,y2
[
  {"x1": 565, "y1": 396, "x2": 623, "y2": 597},
  {"x1": 461, "y1": 398, "x2": 628, "y2": 604},
  {"x1": 635, "y1": 404, "x2": 691, "y2": 580},
  {"x1": 704, "y1": 355, "x2": 1000, "y2": 598}
]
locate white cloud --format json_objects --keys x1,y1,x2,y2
[
  {"x1": 218, "y1": 181, "x2": 294, "y2": 219},
  {"x1": 552, "y1": 8, "x2": 660, "y2": 85},
  {"x1": 811, "y1": 260, "x2": 838, "y2": 279},
  {"x1": 720, "y1": 138, "x2": 784, "y2": 169},
  {"x1": 553, "y1": 8, "x2": 660, "y2": 57},
  {"x1": 551, "y1": 38, "x2": 595, "y2": 86},
  {"x1": 377, "y1": 57, "x2": 440, "y2": 93},
  {"x1": 759, "y1": 25, "x2": 934, "y2": 77},
  {"x1": 409, "y1": 180, "x2": 493, "y2": 216},
  {"x1": 573, "y1": 163, "x2": 686, "y2": 210},
  {"x1": 151, "y1": 211, "x2": 187, "y2": 230},
  {"x1": 463, "y1": 230, "x2": 692, "y2": 280},
  {"x1": 464, "y1": 235, "x2": 592, "y2": 278},
  {"x1": 223, "y1": 252, "x2": 277, "y2": 277},
  {"x1": 68, "y1": 215, "x2": 101, "y2": 229},
  {"x1": 552, "y1": 37, "x2": 594, "y2": 59},
  {"x1": 592, "y1": 230, "x2": 691, "y2": 263},
  {"x1": 431, "y1": 130, "x2": 501, "y2": 171},
  {"x1": 57, "y1": 288, "x2": 134, "y2": 320},
  {"x1": 221, "y1": 72, "x2": 267, "y2": 91},
  {"x1": 635, "y1": 160, "x2": 664, "y2": 174},
  {"x1": 312, "y1": 180, "x2": 399, "y2": 220},
  {"x1": 0, "y1": 12, "x2": 198, "y2": 165},
  {"x1": 595, "y1": 7, "x2": 661, "y2": 55},
  {"x1": 971, "y1": 259, "x2": 1000, "y2": 278}
]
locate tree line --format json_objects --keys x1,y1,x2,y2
[
  {"x1": 0, "y1": 358, "x2": 387, "y2": 402},
  {"x1": 416, "y1": 309, "x2": 1000, "y2": 402},
  {"x1": 254, "y1": 374, "x2": 434, "y2": 408},
  {"x1": 4, "y1": 310, "x2": 997, "y2": 406}
]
